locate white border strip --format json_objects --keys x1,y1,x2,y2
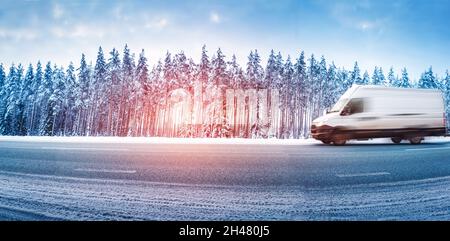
[{"x1": 337, "y1": 172, "x2": 390, "y2": 178}]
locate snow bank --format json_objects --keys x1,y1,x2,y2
[
  {"x1": 0, "y1": 136, "x2": 449, "y2": 145},
  {"x1": 0, "y1": 136, "x2": 319, "y2": 145}
]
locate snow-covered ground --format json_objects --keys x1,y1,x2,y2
[
  {"x1": 0, "y1": 170, "x2": 448, "y2": 220},
  {"x1": 0, "y1": 135, "x2": 449, "y2": 145}
]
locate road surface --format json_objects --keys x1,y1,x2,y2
[{"x1": 0, "y1": 137, "x2": 449, "y2": 220}]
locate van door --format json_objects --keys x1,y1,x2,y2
[{"x1": 339, "y1": 98, "x2": 379, "y2": 131}]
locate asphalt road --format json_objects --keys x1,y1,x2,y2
[{"x1": 0, "y1": 138, "x2": 449, "y2": 220}]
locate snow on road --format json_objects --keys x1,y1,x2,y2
[
  {"x1": 0, "y1": 170, "x2": 448, "y2": 220},
  {"x1": 0, "y1": 136, "x2": 450, "y2": 220}
]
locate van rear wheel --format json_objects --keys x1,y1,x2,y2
[
  {"x1": 409, "y1": 137, "x2": 423, "y2": 145},
  {"x1": 391, "y1": 137, "x2": 402, "y2": 144},
  {"x1": 321, "y1": 140, "x2": 331, "y2": 145}
]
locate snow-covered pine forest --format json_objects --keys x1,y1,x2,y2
[{"x1": 0, "y1": 45, "x2": 449, "y2": 138}]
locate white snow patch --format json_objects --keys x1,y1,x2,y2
[
  {"x1": 336, "y1": 172, "x2": 390, "y2": 178},
  {"x1": 0, "y1": 136, "x2": 449, "y2": 145},
  {"x1": 0, "y1": 136, "x2": 320, "y2": 145},
  {"x1": 74, "y1": 168, "x2": 136, "y2": 174},
  {"x1": 406, "y1": 147, "x2": 450, "y2": 151},
  {"x1": 41, "y1": 147, "x2": 129, "y2": 151}
]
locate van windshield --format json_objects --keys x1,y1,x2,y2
[{"x1": 329, "y1": 98, "x2": 348, "y2": 113}]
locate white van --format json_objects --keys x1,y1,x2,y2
[{"x1": 311, "y1": 85, "x2": 447, "y2": 145}]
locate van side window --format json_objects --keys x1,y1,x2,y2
[{"x1": 341, "y1": 98, "x2": 364, "y2": 115}]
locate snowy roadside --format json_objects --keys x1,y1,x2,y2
[
  {"x1": 0, "y1": 136, "x2": 319, "y2": 145},
  {"x1": 0, "y1": 135, "x2": 449, "y2": 145}
]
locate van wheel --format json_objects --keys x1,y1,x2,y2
[
  {"x1": 409, "y1": 137, "x2": 423, "y2": 145},
  {"x1": 321, "y1": 140, "x2": 331, "y2": 144},
  {"x1": 333, "y1": 139, "x2": 347, "y2": 146},
  {"x1": 391, "y1": 137, "x2": 402, "y2": 144}
]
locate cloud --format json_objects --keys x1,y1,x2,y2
[
  {"x1": 112, "y1": 5, "x2": 128, "y2": 21},
  {"x1": 50, "y1": 27, "x2": 65, "y2": 38},
  {"x1": 325, "y1": 1, "x2": 386, "y2": 33},
  {"x1": 0, "y1": 28, "x2": 38, "y2": 41},
  {"x1": 358, "y1": 21, "x2": 377, "y2": 31},
  {"x1": 53, "y1": 4, "x2": 64, "y2": 19},
  {"x1": 72, "y1": 25, "x2": 104, "y2": 38},
  {"x1": 145, "y1": 18, "x2": 169, "y2": 29},
  {"x1": 50, "y1": 24, "x2": 106, "y2": 38},
  {"x1": 210, "y1": 12, "x2": 221, "y2": 23}
]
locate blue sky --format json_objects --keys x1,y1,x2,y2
[{"x1": 0, "y1": 0, "x2": 448, "y2": 80}]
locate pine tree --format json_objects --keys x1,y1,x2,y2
[
  {"x1": 371, "y1": 66, "x2": 381, "y2": 85},
  {"x1": 76, "y1": 54, "x2": 90, "y2": 135},
  {"x1": 209, "y1": 48, "x2": 229, "y2": 137},
  {"x1": 324, "y1": 62, "x2": 339, "y2": 109},
  {"x1": 149, "y1": 60, "x2": 163, "y2": 136},
  {"x1": 211, "y1": 48, "x2": 227, "y2": 86},
  {"x1": 198, "y1": 45, "x2": 210, "y2": 87},
  {"x1": 94, "y1": 47, "x2": 107, "y2": 84},
  {"x1": 281, "y1": 56, "x2": 294, "y2": 138},
  {"x1": 307, "y1": 54, "x2": 321, "y2": 137},
  {"x1": 293, "y1": 51, "x2": 307, "y2": 138},
  {"x1": 136, "y1": 50, "x2": 149, "y2": 98},
  {"x1": 399, "y1": 68, "x2": 411, "y2": 88},
  {"x1": 133, "y1": 49, "x2": 149, "y2": 136},
  {"x1": 444, "y1": 70, "x2": 450, "y2": 96},
  {"x1": 378, "y1": 67, "x2": 385, "y2": 86},
  {"x1": 263, "y1": 50, "x2": 280, "y2": 138},
  {"x1": 246, "y1": 50, "x2": 263, "y2": 88},
  {"x1": 246, "y1": 49, "x2": 264, "y2": 138},
  {"x1": 227, "y1": 55, "x2": 245, "y2": 137},
  {"x1": 49, "y1": 66, "x2": 66, "y2": 135},
  {"x1": 387, "y1": 67, "x2": 398, "y2": 87},
  {"x1": 318, "y1": 56, "x2": 328, "y2": 113},
  {"x1": 0, "y1": 64, "x2": 4, "y2": 91},
  {"x1": 64, "y1": 62, "x2": 77, "y2": 135},
  {"x1": 106, "y1": 48, "x2": 121, "y2": 136},
  {"x1": 118, "y1": 44, "x2": 135, "y2": 136},
  {"x1": 351, "y1": 62, "x2": 362, "y2": 84},
  {"x1": 0, "y1": 64, "x2": 7, "y2": 134},
  {"x1": 307, "y1": 54, "x2": 320, "y2": 99},
  {"x1": 337, "y1": 68, "x2": 350, "y2": 95},
  {"x1": 362, "y1": 70, "x2": 370, "y2": 85},
  {"x1": 228, "y1": 54, "x2": 244, "y2": 89},
  {"x1": 39, "y1": 62, "x2": 54, "y2": 136},
  {"x1": 186, "y1": 58, "x2": 197, "y2": 89},
  {"x1": 443, "y1": 70, "x2": 450, "y2": 129},
  {"x1": 91, "y1": 47, "x2": 108, "y2": 135},
  {"x1": 2, "y1": 65, "x2": 12, "y2": 134},
  {"x1": 163, "y1": 51, "x2": 175, "y2": 90},
  {"x1": 23, "y1": 64, "x2": 34, "y2": 132},
  {"x1": 29, "y1": 62, "x2": 43, "y2": 135},
  {"x1": 265, "y1": 50, "x2": 277, "y2": 89},
  {"x1": 274, "y1": 52, "x2": 284, "y2": 89},
  {"x1": 418, "y1": 67, "x2": 439, "y2": 89},
  {"x1": 17, "y1": 64, "x2": 34, "y2": 135},
  {"x1": 194, "y1": 46, "x2": 211, "y2": 137},
  {"x1": 160, "y1": 52, "x2": 175, "y2": 136},
  {"x1": 4, "y1": 65, "x2": 24, "y2": 135}
]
